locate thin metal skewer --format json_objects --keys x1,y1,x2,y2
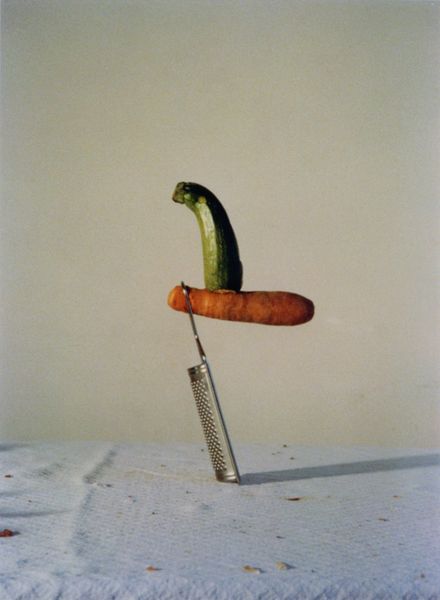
[{"x1": 181, "y1": 282, "x2": 206, "y2": 363}]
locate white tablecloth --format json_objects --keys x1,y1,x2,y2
[{"x1": 1, "y1": 442, "x2": 439, "y2": 599}]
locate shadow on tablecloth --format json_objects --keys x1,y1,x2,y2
[{"x1": 241, "y1": 453, "x2": 440, "y2": 485}]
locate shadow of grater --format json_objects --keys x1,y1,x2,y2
[{"x1": 181, "y1": 282, "x2": 240, "y2": 484}]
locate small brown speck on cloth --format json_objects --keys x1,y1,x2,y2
[
  {"x1": 242, "y1": 565, "x2": 261, "y2": 574},
  {"x1": 0, "y1": 529, "x2": 16, "y2": 537}
]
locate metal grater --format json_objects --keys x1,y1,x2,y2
[{"x1": 181, "y1": 282, "x2": 240, "y2": 483}]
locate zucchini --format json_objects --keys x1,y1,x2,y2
[{"x1": 172, "y1": 182, "x2": 243, "y2": 291}]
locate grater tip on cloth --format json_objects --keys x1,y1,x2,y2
[{"x1": 181, "y1": 282, "x2": 240, "y2": 484}]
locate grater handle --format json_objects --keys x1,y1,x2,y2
[{"x1": 181, "y1": 282, "x2": 206, "y2": 362}]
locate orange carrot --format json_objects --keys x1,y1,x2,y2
[{"x1": 167, "y1": 286, "x2": 314, "y2": 326}]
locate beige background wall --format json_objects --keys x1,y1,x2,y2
[{"x1": 2, "y1": 0, "x2": 439, "y2": 447}]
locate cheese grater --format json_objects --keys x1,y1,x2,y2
[{"x1": 181, "y1": 282, "x2": 240, "y2": 484}]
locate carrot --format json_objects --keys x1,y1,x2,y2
[{"x1": 167, "y1": 286, "x2": 314, "y2": 326}]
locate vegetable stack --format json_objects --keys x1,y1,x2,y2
[{"x1": 168, "y1": 182, "x2": 314, "y2": 326}]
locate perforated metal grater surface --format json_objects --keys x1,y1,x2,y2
[
  {"x1": 189, "y1": 365, "x2": 228, "y2": 473},
  {"x1": 182, "y1": 282, "x2": 240, "y2": 483},
  {"x1": 188, "y1": 362, "x2": 239, "y2": 482}
]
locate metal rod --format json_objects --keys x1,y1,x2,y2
[{"x1": 181, "y1": 282, "x2": 206, "y2": 362}]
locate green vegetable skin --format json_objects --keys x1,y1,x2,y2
[{"x1": 173, "y1": 182, "x2": 243, "y2": 291}]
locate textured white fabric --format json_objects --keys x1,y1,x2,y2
[{"x1": 1, "y1": 442, "x2": 439, "y2": 599}]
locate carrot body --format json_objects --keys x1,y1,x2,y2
[{"x1": 168, "y1": 286, "x2": 314, "y2": 326}]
